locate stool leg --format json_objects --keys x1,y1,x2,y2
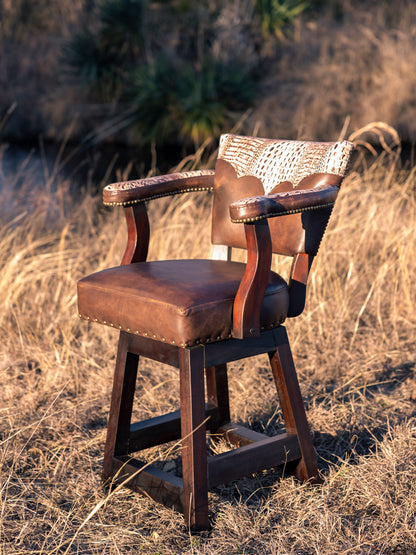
[
  {"x1": 206, "y1": 364, "x2": 231, "y2": 428},
  {"x1": 103, "y1": 332, "x2": 139, "y2": 481},
  {"x1": 269, "y1": 328, "x2": 321, "y2": 483},
  {"x1": 179, "y1": 347, "x2": 209, "y2": 530}
]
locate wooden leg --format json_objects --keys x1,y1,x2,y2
[
  {"x1": 103, "y1": 332, "x2": 139, "y2": 481},
  {"x1": 205, "y1": 364, "x2": 231, "y2": 428},
  {"x1": 179, "y1": 347, "x2": 209, "y2": 530},
  {"x1": 269, "y1": 327, "x2": 321, "y2": 483}
]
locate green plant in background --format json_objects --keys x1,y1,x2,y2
[
  {"x1": 61, "y1": 0, "x2": 304, "y2": 148},
  {"x1": 62, "y1": 31, "x2": 123, "y2": 101},
  {"x1": 62, "y1": 0, "x2": 146, "y2": 102},
  {"x1": 130, "y1": 56, "x2": 257, "y2": 147},
  {"x1": 254, "y1": 0, "x2": 309, "y2": 39},
  {"x1": 98, "y1": 0, "x2": 145, "y2": 59}
]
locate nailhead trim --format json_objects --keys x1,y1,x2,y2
[
  {"x1": 78, "y1": 315, "x2": 283, "y2": 345},
  {"x1": 78, "y1": 314, "x2": 236, "y2": 346},
  {"x1": 103, "y1": 187, "x2": 214, "y2": 207},
  {"x1": 230, "y1": 202, "x2": 335, "y2": 223}
]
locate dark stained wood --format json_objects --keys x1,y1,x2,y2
[
  {"x1": 204, "y1": 330, "x2": 276, "y2": 367},
  {"x1": 103, "y1": 332, "x2": 139, "y2": 480},
  {"x1": 111, "y1": 457, "x2": 184, "y2": 512},
  {"x1": 217, "y1": 422, "x2": 268, "y2": 447},
  {"x1": 269, "y1": 327, "x2": 322, "y2": 483},
  {"x1": 208, "y1": 433, "x2": 300, "y2": 488},
  {"x1": 121, "y1": 204, "x2": 150, "y2": 265},
  {"x1": 287, "y1": 252, "x2": 314, "y2": 317},
  {"x1": 179, "y1": 347, "x2": 209, "y2": 530},
  {"x1": 127, "y1": 333, "x2": 180, "y2": 368},
  {"x1": 232, "y1": 220, "x2": 272, "y2": 339},
  {"x1": 205, "y1": 364, "x2": 230, "y2": 427},
  {"x1": 129, "y1": 404, "x2": 219, "y2": 452}
]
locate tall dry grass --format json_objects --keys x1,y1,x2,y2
[{"x1": 0, "y1": 146, "x2": 415, "y2": 554}]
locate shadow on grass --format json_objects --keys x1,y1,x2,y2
[{"x1": 207, "y1": 359, "x2": 416, "y2": 508}]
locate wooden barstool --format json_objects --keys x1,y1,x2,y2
[{"x1": 77, "y1": 134, "x2": 354, "y2": 529}]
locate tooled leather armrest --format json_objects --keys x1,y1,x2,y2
[
  {"x1": 103, "y1": 170, "x2": 215, "y2": 206},
  {"x1": 229, "y1": 184, "x2": 339, "y2": 223}
]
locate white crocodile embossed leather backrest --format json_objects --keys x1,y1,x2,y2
[
  {"x1": 211, "y1": 134, "x2": 354, "y2": 258},
  {"x1": 218, "y1": 134, "x2": 353, "y2": 194}
]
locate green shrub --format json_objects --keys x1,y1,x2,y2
[
  {"x1": 255, "y1": 0, "x2": 309, "y2": 39},
  {"x1": 61, "y1": 0, "x2": 306, "y2": 147},
  {"x1": 130, "y1": 56, "x2": 257, "y2": 146}
]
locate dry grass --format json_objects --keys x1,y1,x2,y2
[
  {"x1": 250, "y1": 0, "x2": 416, "y2": 144},
  {"x1": 0, "y1": 146, "x2": 415, "y2": 554}
]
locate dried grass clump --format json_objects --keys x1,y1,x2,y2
[{"x1": 0, "y1": 148, "x2": 415, "y2": 553}]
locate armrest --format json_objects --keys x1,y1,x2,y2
[
  {"x1": 232, "y1": 220, "x2": 272, "y2": 339},
  {"x1": 103, "y1": 170, "x2": 215, "y2": 206},
  {"x1": 229, "y1": 184, "x2": 339, "y2": 223}
]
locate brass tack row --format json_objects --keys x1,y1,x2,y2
[
  {"x1": 104, "y1": 186, "x2": 214, "y2": 207},
  {"x1": 78, "y1": 314, "x2": 236, "y2": 347},
  {"x1": 230, "y1": 202, "x2": 335, "y2": 223}
]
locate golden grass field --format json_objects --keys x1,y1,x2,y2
[{"x1": 0, "y1": 139, "x2": 415, "y2": 553}]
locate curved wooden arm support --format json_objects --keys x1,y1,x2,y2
[
  {"x1": 287, "y1": 253, "x2": 314, "y2": 317},
  {"x1": 103, "y1": 170, "x2": 215, "y2": 207},
  {"x1": 121, "y1": 204, "x2": 150, "y2": 265},
  {"x1": 229, "y1": 183, "x2": 339, "y2": 223},
  {"x1": 232, "y1": 220, "x2": 272, "y2": 339}
]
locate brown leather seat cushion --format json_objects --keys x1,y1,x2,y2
[{"x1": 77, "y1": 259, "x2": 289, "y2": 347}]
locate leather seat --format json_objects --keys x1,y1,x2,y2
[{"x1": 78, "y1": 259, "x2": 289, "y2": 347}]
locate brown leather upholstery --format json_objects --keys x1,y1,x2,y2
[
  {"x1": 229, "y1": 183, "x2": 340, "y2": 222},
  {"x1": 212, "y1": 159, "x2": 342, "y2": 256},
  {"x1": 78, "y1": 259, "x2": 289, "y2": 347}
]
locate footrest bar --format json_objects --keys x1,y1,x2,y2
[
  {"x1": 208, "y1": 433, "x2": 301, "y2": 488},
  {"x1": 129, "y1": 404, "x2": 219, "y2": 452},
  {"x1": 216, "y1": 422, "x2": 269, "y2": 446},
  {"x1": 111, "y1": 457, "x2": 184, "y2": 512}
]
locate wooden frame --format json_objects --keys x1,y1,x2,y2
[{"x1": 102, "y1": 326, "x2": 321, "y2": 530}]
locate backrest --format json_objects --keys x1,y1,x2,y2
[{"x1": 211, "y1": 134, "x2": 354, "y2": 256}]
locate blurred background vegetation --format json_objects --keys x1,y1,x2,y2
[{"x1": 0, "y1": 0, "x2": 415, "y2": 162}]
